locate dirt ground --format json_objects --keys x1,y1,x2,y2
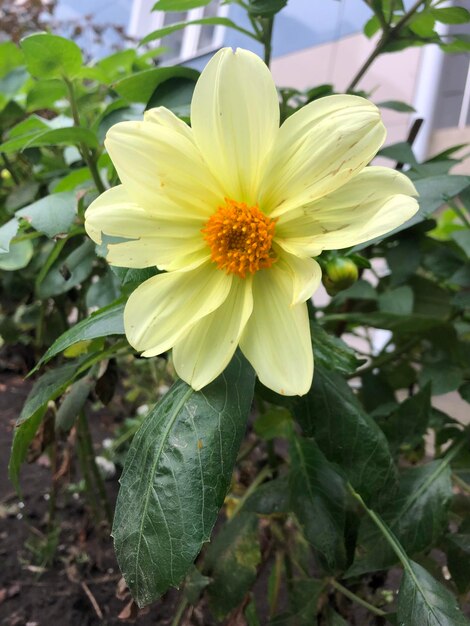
[{"x1": 0, "y1": 372, "x2": 185, "y2": 626}]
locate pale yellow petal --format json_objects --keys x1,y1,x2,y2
[
  {"x1": 172, "y1": 277, "x2": 253, "y2": 389},
  {"x1": 276, "y1": 166, "x2": 418, "y2": 253},
  {"x1": 84, "y1": 185, "x2": 206, "y2": 269},
  {"x1": 124, "y1": 263, "x2": 232, "y2": 357},
  {"x1": 143, "y1": 106, "x2": 193, "y2": 141},
  {"x1": 276, "y1": 252, "x2": 322, "y2": 305},
  {"x1": 239, "y1": 266, "x2": 313, "y2": 396},
  {"x1": 191, "y1": 47, "x2": 279, "y2": 204},
  {"x1": 259, "y1": 95, "x2": 386, "y2": 218},
  {"x1": 105, "y1": 120, "x2": 224, "y2": 219}
]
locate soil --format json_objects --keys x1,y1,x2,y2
[{"x1": 0, "y1": 372, "x2": 183, "y2": 626}]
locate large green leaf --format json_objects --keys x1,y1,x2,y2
[
  {"x1": 290, "y1": 436, "x2": 347, "y2": 572},
  {"x1": 112, "y1": 353, "x2": 255, "y2": 606},
  {"x1": 20, "y1": 33, "x2": 83, "y2": 79},
  {"x1": 16, "y1": 192, "x2": 76, "y2": 237},
  {"x1": 347, "y1": 459, "x2": 453, "y2": 576},
  {"x1": 34, "y1": 301, "x2": 125, "y2": 371},
  {"x1": 397, "y1": 560, "x2": 470, "y2": 626},
  {"x1": 113, "y1": 67, "x2": 199, "y2": 104},
  {"x1": 446, "y1": 533, "x2": 470, "y2": 594},
  {"x1": 205, "y1": 512, "x2": 261, "y2": 619},
  {"x1": 292, "y1": 366, "x2": 396, "y2": 504}
]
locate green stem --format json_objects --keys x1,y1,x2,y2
[
  {"x1": 78, "y1": 411, "x2": 113, "y2": 525},
  {"x1": 450, "y1": 201, "x2": 470, "y2": 229},
  {"x1": 76, "y1": 421, "x2": 100, "y2": 523},
  {"x1": 171, "y1": 595, "x2": 189, "y2": 626},
  {"x1": 348, "y1": 337, "x2": 418, "y2": 379},
  {"x1": 63, "y1": 78, "x2": 105, "y2": 194},
  {"x1": 347, "y1": 0, "x2": 427, "y2": 91},
  {"x1": 2, "y1": 153, "x2": 20, "y2": 184},
  {"x1": 330, "y1": 578, "x2": 386, "y2": 617},
  {"x1": 262, "y1": 17, "x2": 275, "y2": 67},
  {"x1": 231, "y1": 465, "x2": 272, "y2": 517},
  {"x1": 452, "y1": 473, "x2": 470, "y2": 495}
]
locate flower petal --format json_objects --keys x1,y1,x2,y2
[
  {"x1": 173, "y1": 277, "x2": 253, "y2": 389},
  {"x1": 144, "y1": 106, "x2": 193, "y2": 142},
  {"x1": 276, "y1": 252, "x2": 322, "y2": 305},
  {"x1": 191, "y1": 47, "x2": 279, "y2": 204},
  {"x1": 124, "y1": 263, "x2": 232, "y2": 357},
  {"x1": 84, "y1": 185, "x2": 206, "y2": 269},
  {"x1": 239, "y1": 266, "x2": 313, "y2": 396},
  {"x1": 259, "y1": 95, "x2": 386, "y2": 218},
  {"x1": 105, "y1": 119, "x2": 224, "y2": 219},
  {"x1": 276, "y1": 166, "x2": 418, "y2": 253}
]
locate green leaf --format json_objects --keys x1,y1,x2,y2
[
  {"x1": 254, "y1": 407, "x2": 293, "y2": 440},
  {"x1": 409, "y1": 12, "x2": 436, "y2": 37},
  {"x1": 0, "y1": 240, "x2": 33, "y2": 271},
  {"x1": 379, "y1": 141, "x2": 418, "y2": 165},
  {"x1": 364, "y1": 15, "x2": 381, "y2": 38},
  {"x1": 292, "y1": 366, "x2": 396, "y2": 504},
  {"x1": 248, "y1": 0, "x2": 288, "y2": 17},
  {"x1": 20, "y1": 33, "x2": 83, "y2": 79},
  {"x1": 55, "y1": 373, "x2": 95, "y2": 433},
  {"x1": 311, "y1": 322, "x2": 362, "y2": 376},
  {"x1": 431, "y1": 7, "x2": 470, "y2": 24},
  {"x1": 9, "y1": 361, "x2": 83, "y2": 489},
  {"x1": 325, "y1": 607, "x2": 348, "y2": 626},
  {"x1": 397, "y1": 560, "x2": 470, "y2": 626},
  {"x1": 141, "y1": 17, "x2": 253, "y2": 46},
  {"x1": 113, "y1": 67, "x2": 199, "y2": 104},
  {"x1": 0, "y1": 42, "x2": 23, "y2": 78},
  {"x1": 111, "y1": 266, "x2": 159, "y2": 286},
  {"x1": 380, "y1": 385, "x2": 431, "y2": 450},
  {"x1": 26, "y1": 79, "x2": 68, "y2": 111},
  {"x1": 244, "y1": 476, "x2": 290, "y2": 515},
  {"x1": 446, "y1": 533, "x2": 470, "y2": 594},
  {"x1": 377, "y1": 100, "x2": 416, "y2": 112},
  {"x1": 0, "y1": 125, "x2": 98, "y2": 153},
  {"x1": 34, "y1": 301, "x2": 125, "y2": 371},
  {"x1": 38, "y1": 240, "x2": 95, "y2": 298},
  {"x1": 452, "y1": 230, "x2": 470, "y2": 258},
  {"x1": 290, "y1": 436, "x2": 347, "y2": 572},
  {"x1": 347, "y1": 459, "x2": 453, "y2": 576},
  {"x1": 378, "y1": 286, "x2": 414, "y2": 315},
  {"x1": 112, "y1": 353, "x2": 255, "y2": 606},
  {"x1": 284, "y1": 578, "x2": 326, "y2": 625},
  {"x1": 16, "y1": 192, "x2": 76, "y2": 237},
  {"x1": 205, "y1": 512, "x2": 261, "y2": 618},
  {"x1": 0, "y1": 218, "x2": 20, "y2": 254},
  {"x1": 152, "y1": 0, "x2": 211, "y2": 9}
]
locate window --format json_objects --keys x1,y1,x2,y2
[{"x1": 128, "y1": 0, "x2": 228, "y2": 63}]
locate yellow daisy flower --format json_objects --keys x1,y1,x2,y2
[{"x1": 85, "y1": 47, "x2": 418, "y2": 396}]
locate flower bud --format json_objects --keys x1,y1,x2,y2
[{"x1": 322, "y1": 257, "x2": 359, "y2": 296}]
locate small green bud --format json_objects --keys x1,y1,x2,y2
[{"x1": 322, "y1": 257, "x2": 359, "y2": 296}]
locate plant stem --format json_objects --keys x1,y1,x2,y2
[
  {"x1": 171, "y1": 596, "x2": 189, "y2": 626},
  {"x1": 262, "y1": 17, "x2": 275, "y2": 67},
  {"x1": 330, "y1": 578, "x2": 386, "y2": 617},
  {"x1": 231, "y1": 465, "x2": 272, "y2": 517},
  {"x1": 348, "y1": 337, "x2": 419, "y2": 379},
  {"x1": 78, "y1": 411, "x2": 113, "y2": 525},
  {"x1": 347, "y1": 0, "x2": 427, "y2": 91},
  {"x1": 63, "y1": 78, "x2": 105, "y2": 194},
  {"x1": 2, "y1": 153, "x2": 20, "y2": 184},
  {"x1": 452, "y1": 473, "x2": 470, "y2": 495}
]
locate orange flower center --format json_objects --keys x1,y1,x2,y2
[{"x1": 202, "y1": 199, "x2": 277, "y2": 278}]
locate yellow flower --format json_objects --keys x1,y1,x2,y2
[{"x1": 85, "y1": 47, "x2": 418, "y2": 396}]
